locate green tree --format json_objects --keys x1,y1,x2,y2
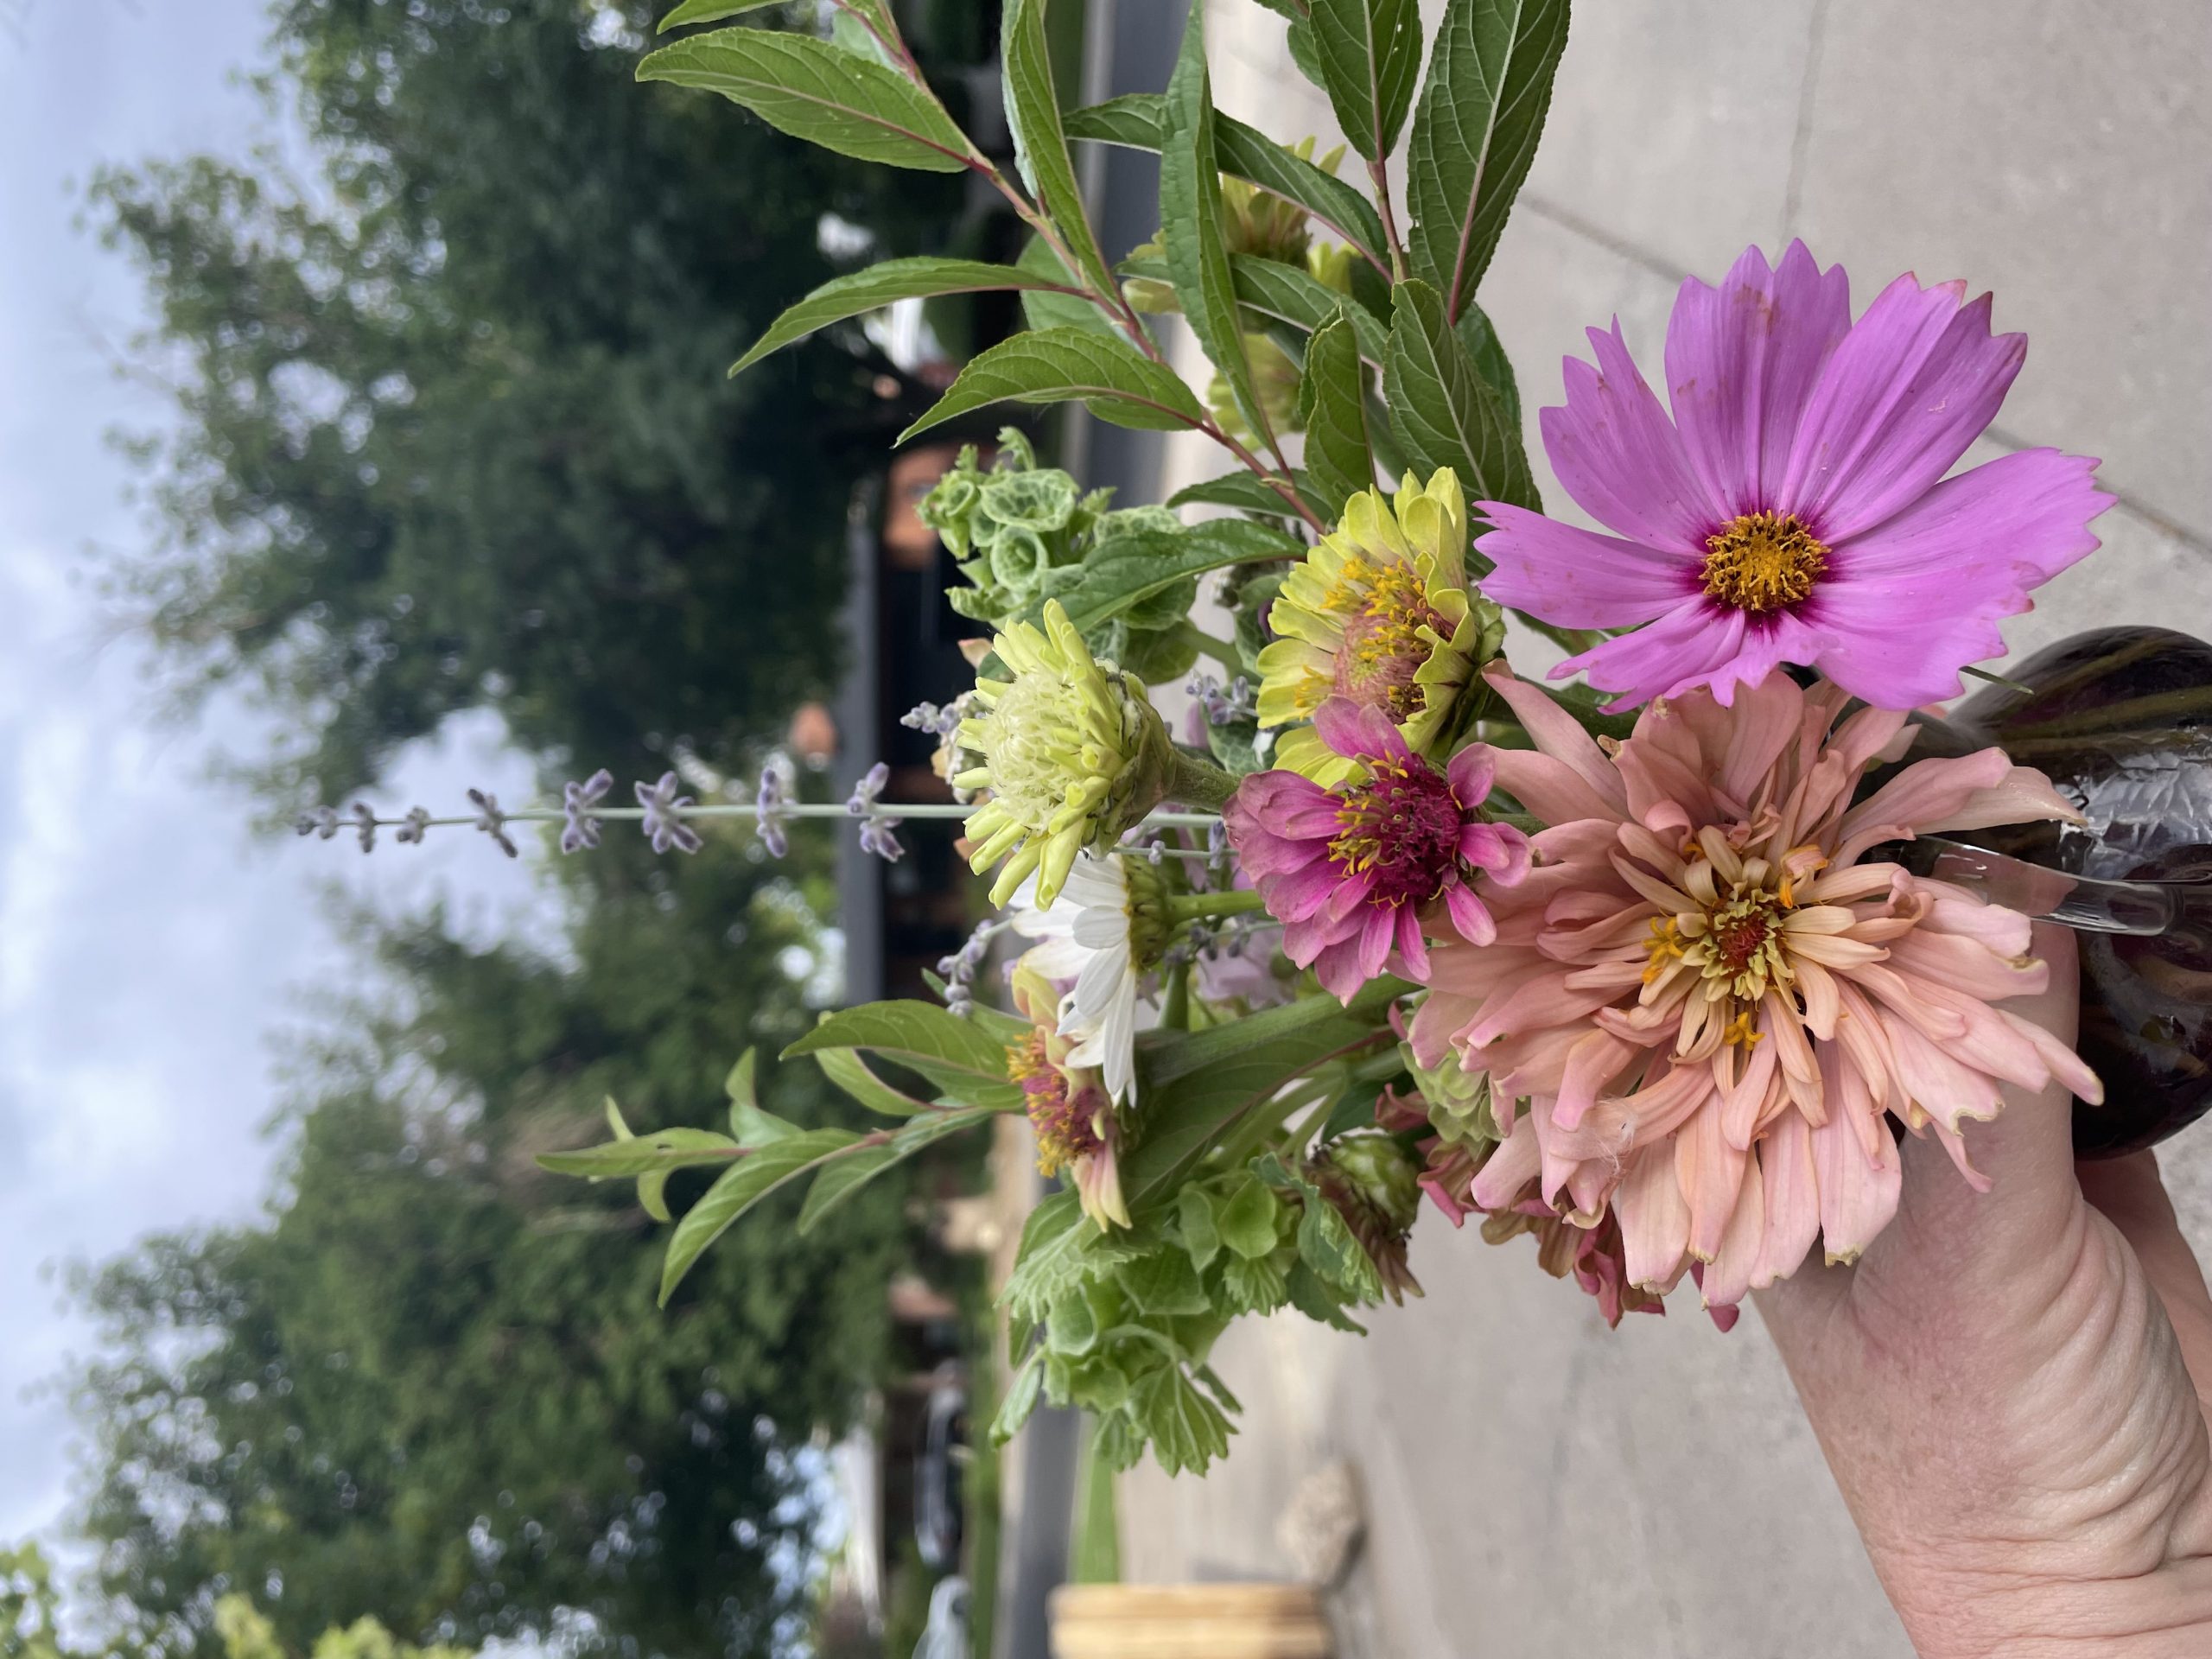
[
  {"x1": 68, "y1": 833, "x2": 914, "y2": 1659},
  {"x1": 94, "y1": 0, "x2": 983, "y2": 803}
]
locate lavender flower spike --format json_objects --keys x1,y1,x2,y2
[
  {"x1": 846, "y1": 762, "x2": 891, "y2": 816},
  {"x1": 394, "y1": 807, "x2": 432, "y2": 844},
  {"x1": 847, "y1": 762, "x2": 903, "y2": 862},
  {"x1": 468, "y1": 789, "x2": 520, "y2": 858},
  {"x1": 561, "y1": 768, "x2": 614, "y2": 854},
  {"x1": 296, "y1": 806, "x2": 341, "y2": 841},
  {"x1": 348, "y1": 803, "x2": 378, "y2": 853},
  {"x1": 637, "y1": 772, "x2": 703, "y2": 855},
  {"x1": 858, "y1": 815, "x2": 906, "y2": 863},
  {"x1": 755, "y1": 765, "x2": 793, "y2": 858}
]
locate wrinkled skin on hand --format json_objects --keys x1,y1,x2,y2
[{"x1": 1760, "y1": 926, "x2": 2212, "y2": 1656}]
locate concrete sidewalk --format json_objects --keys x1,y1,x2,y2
[{"x1": 1119, "y1": 3, "x2": 2212, "y2": 1654}]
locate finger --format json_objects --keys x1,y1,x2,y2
[{"x1": 2079, "y1": 1151, "x2": 2212, "y2": 1400}]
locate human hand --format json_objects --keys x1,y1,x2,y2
[{"x1": 1758, "y1": 924, "x2": 2212, "y2": 1657}]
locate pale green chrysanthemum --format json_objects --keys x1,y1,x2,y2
[
  {"x1": 1255, "y1": 467, "x2": 1503, "y2": 785},
  {"x1": 957, "y1": 600, "x2": 1174, "y2": 906}
]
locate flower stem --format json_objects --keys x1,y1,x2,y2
[
  {"x1": 1167, "y1": 888, "x2": 1267, "y2": 924},
  {"x1": 1166, "y1": 749, "x2": 1240, "y2": 812},
  {"x1": 1159, "y1": 958, "x2": 1192, "y2": 1031},
  {"x1": 1183, "y1": 621, "x2": 1243, "y2": 670}
]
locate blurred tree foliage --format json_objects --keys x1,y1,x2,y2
[
  {"x1": 92, "y1": 0, "x2": 978, "y2": 803},
  {"x1": 67, "y1": 832, "x2": 914, "y2": 1659}
]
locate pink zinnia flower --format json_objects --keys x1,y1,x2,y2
[
  {"x1": 1410, "y1": 663, "x2": 2103, "y2": 1317},
  {"x1": 1224, "y1": 698, "x2": 1530, "y2": 1001},
  {"x1": 1477, "y1": 241, "x2": 2114, "y2": 711}
]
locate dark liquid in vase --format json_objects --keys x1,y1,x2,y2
[{"x1": 1903, "y1": 627, "x2": 2212, "y2": 1156}]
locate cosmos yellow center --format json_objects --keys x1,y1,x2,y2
[
  {"x1": 1700, "y1": 512, "x2": 1828, "y2": 614},
  {"x1": 1325, "y1": 555, "x2": 1446, "y2": 721}
]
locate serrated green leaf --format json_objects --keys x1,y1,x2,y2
[
  {"x1": 1177, "y1": 1185, "x2": 1222, "y2": 1272},
  {"x1": 1285, "y1": 1262, "x2": 1368, "y2": 1332},
  {"x1": 658, "y1": 0, "x2": 788, "y2": 30},
  {"x1": 1406, "y1": 0, "x2": 1570, "y2": 318},
  {"x1": 992, "y1": 1352, "x2": 1046, "y2": 1443},
  {"x1": 1046, "y1": 1291, "x2": 1099, "y2": 1356},
  {"x1": 785, "y1": 1000, "x2": 1019, "y2": 1103},
  {"x1": 900, "y1": 327, "x2": 1206, "y2": 441},
  {"x1": 1162, "y1": 4, "x2": 1273, "y2": 451},
  {"x1": 1070, "y1": 1356, "x2": 1131, "y2": 1414},
  {"x1": 637, "y1": 28, "x2": 970, "y2": 173},
  {"x1": 1302, "y1": 309, "x2": 1378, "y2": 514},
  {"x1": 1123, "y1": 1249, "x2": 1211, "y2": 1318},
  {"x1": 1131, "y1": 1365, "x2": 1234, "y2": 1476},
  {"x1": 812, "y1": 1046, "x2": 932, "y2": 1116},
  {"x1": 1010, "y1": 518, "x2": 1300, "y2": 638},
  {"x1": 1002, "y1": 0, "x2": 1118, "y2": 301},
  {"x1": 1221, "y1": 1249, "x2": 1289, "y2": 1313},
  {"x1": 658, "y1": 1128, "x2": 859, "y2": 1303},
  {"x1": 1255, "y1": 1152, "x2": 1385, "y2": 1303},
  {"x1": 1001, "y1": 1192, "x2": 1151, "y2": 1320},
  {"x1": 733, "y1": 257, "x2": 1074, "y2": 376},
  {"x1": 1122, "y1": 976, "x2": 1412, "y2": 1211},
  {"x1": 796, "y1": 1147, "x2": 898, "y2": 1233},
  {"x1": 1120, "y1": 252, "x2": 1389, "y2": 365},
  {"x1": 1217, "y1": 1176, "x2": 1282, "y2": 1260},
  {"x1": 1065, "y1": 97, "x2": 1391, "y2": 276},
  {"x1": 1457, "y1": 300, "x2": 1522, "y2": 429},
  {"x1": 1310, "y1": 0, "x2": 1421, "y2": 163},
  {"x1": 1385, "y1": 277, "x2": 1536, "y2": 524}
]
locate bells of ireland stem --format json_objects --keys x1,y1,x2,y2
[{"x1": 958, "y1": 601, "x2": 1227, "y2": 907}]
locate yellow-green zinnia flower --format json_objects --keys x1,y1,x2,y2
[
  {"x1": 957, "y1": 601, "x2": 1174, "y2": 906},
  {"x1": 1255, "y1": 467, "x2": 1498, "y2": 785}
]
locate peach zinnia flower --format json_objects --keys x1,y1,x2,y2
[{"x1": 1410, "y1": 662, "x2": 2101, "y2": 1315}]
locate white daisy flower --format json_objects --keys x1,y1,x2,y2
[{"x1": 1007, "y1": 849, "x2": 1142, "y2": 1106}]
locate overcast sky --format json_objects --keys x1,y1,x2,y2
[{"x1": 0, "y1": 0, "x2": 550, "y2": 1545}]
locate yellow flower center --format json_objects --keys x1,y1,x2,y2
[
  {"x1": 1325, "y1": 555, "x2": 1446, "y2": 721},
  {"x1": 1700, "y1": 512, "x2": 1828, "y2": 614}
]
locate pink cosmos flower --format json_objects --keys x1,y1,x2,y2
[
  {"x1": 1477, "y1": 241, "x2": 2114, "y2": 711},
  {"x1": 1409, "y1": 663, "x2": 2102, "y2": 1319},
  {"x1": 1223, "y1": 698, "x2": 1530, "y2": 1001}
]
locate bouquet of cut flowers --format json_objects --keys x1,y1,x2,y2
[{"x1": 312, "y1": 0, "x2": 2118, "y2": 1478}]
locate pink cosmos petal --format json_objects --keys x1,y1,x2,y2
[
  {"x1": 1665, "y1": 240, "x2": 1853, "y2": 518},
  {"x1": 1798, "y1": 593, "x2": 2005, "y2": 709},
  {"x1": 1314, "y1": 695, "x2": 1407, "y2": 765},
  {"x1": 1541, "y1": 321, "x2": 1719, "y2": 550},
  {"x1": 1778, "y1": 275, "x2": 2024, "y2": 541},
  {"x1": 1474, "y1": 502, "x2": 1699, "y2": 628},
  {"x1": 1826, "y1": 448, "x2": 2111, "y2": 593},
  {"x1": 1556, "y1": 600, "x2": 1751, "y2": 712}
]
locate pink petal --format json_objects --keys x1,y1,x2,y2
[
  {"x1": 1474, "y1": 502, "x2": 1700, "y2": 627},
  {"x1": 1540, "y1": 320, "x2": 1720, "y2": 551},
  {"x1": 1700, "y1": 1144, "x2": 1768, "y2": 1309},
  {"x1": 1675, "y1": 1097, "x2": 1747, "y2": 1262},
  {"x1": 1478, "y1": 662, "x2": 1630, "y2": 814},
  {"x1": 1824, "y1": 448, "x2": 2111, "y2": 595},
  {"x1": 1469, "y1": 1125, "x2": 1541, "y2": 1211},
  {"x1": 1811, "y1": 1050, "x2": 1902, "y2": 1262},
  {"x1": 1557, "y1": 599, "x2": 1763, "y2": 713},
  {"x1": 1616, "y1": 1145, "x2": 1691, "y2": 1290},
  {"x1": 1262, "y1": 858, "x2": 1347, "y2": 925},
  {"x1": 1445, "y1": 743, "x2": 1497, "y2": 806},
  {"x1": 1393, "y1": 903, "x2": 1431, "y2": 981},
  {"x1": 1777, "y1": 275, "x2": 2024, "y2": 542},
  {"x1": 1664, "y1": 240, "x2": 1853, "y2": 519},
  {"x1": 1442, "y1": 879, "x2": 1498, "y2": 946},
  {"x1": 1313, "y1": 696, "x2": 1408, "y2": 765},
  {"x1": 1555, "y1": 1029, "x2": 1637, "y2": 1131},
  {"x1": 1311, "y1": 934, "x2": 1374, "y2": 1003},
  {"x1": 1715, "y1": 666, "x2": 1807, "y2": 804},
  {"x1": 1751, "y1": 1109, "x2": 1822, "y2": 1287},
  {"x1": 1456, "y1": 820, "x2": 1530, "y2": 883}
]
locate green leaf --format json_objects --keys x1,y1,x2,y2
[
  {"x1": 637, "y1": 28, "x2": 970, "y2": 174},
  {"x1": 1384, "y1": 277, "x2": 1536, "y2": 522},
  {"x1": 992, "y1": 1351, "x2": 1046, "y2": 1443},
  {"x1": 536, "y1": 1128, "x2": 741, "y2": 1182},
  {"x1": 1001, "y1": 1192, "x2": 1151, "y2": 1320},
  {"x1": 1221, "y1": 1250, "x2": 1289, "y2": 1313},
  {"x1": 1119, "y1": 252, "x2": 1389, "y2": 365},
  {"x1": 812, "y1": 1046, "x2": 933, "y2": 1116},
  {"x1": 723, "y1": 1049, "x2": 803, "y2": 1146},
  {"x1": 1065, "y1": 98, "x2": 1391, "y2": 276},
  {"x1": 1017, "y1": 237, "x2": 1123, "y2": 339},
  {"x1": 1301, "y1": 308, "x2": 1378, "y2": 514},
  {"x1": 1309, "y1": 0, "x2": 1421, "y2": 163},
  {"x1": 1121, "y1": 976, "x2": 1411, "y2": 1211},
  {"x1": 1457, "y1": 300, "x2": 1522, "y2": 429},
  {"x1": 658, "y1": 1128, "x2": 858, "y2": 1304},
  {"x1": 785, "y1": 1000, "x2": 1018, "y2": 1103},
  {"x1": 1161, "y1": 3, "x2": 1273, "y2": 451},
  {"x1": 1123, "y1": 1249, "x2": 1211, "y2": 1318},
  {"x1": 658, "y1": 0, "x2": 787, "y2": 29},
  {"x1": 1014, "y1": 518, "x2": 1300, "y2": 638},
  {"x1": 1001, "y1": 0, "x2": 1119, "y2": 301},
  {"x1": 1217, "y1": 1176, "x2": 1282, "y2": 1260},
  {"x1": 1131, "y1": 1365, "x2": 1234, "y2": 1475},
  {"x1": 1255, "y1": 1153, "x2": 1385, "y2": 1302},
  {"x1": 900, "y1": 327, "x2": 1206, "y2": 441},
  {"x1": 732, "y1": 257, "x2": 1074, "y2": 377},
  {"x1": 796, "y1": 1147, "x2": 898, "y2": 1234},
  {"x1": 1046, "y1": 1291, "x2": 1098, "y2": 1356},
  {"x1": 1177, "y1": 1185, "x2": 1223, "y2": 1271},
  {"x1": 1166, "y1": 468, "x2": 1313, "y2": 517},
  {"x1": 1406, "y1": 0, "x2": 1571, "y2": 319},
  {"x1": 1285, "y1": 1262, "x2": 1368, "y2": 1333}
]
